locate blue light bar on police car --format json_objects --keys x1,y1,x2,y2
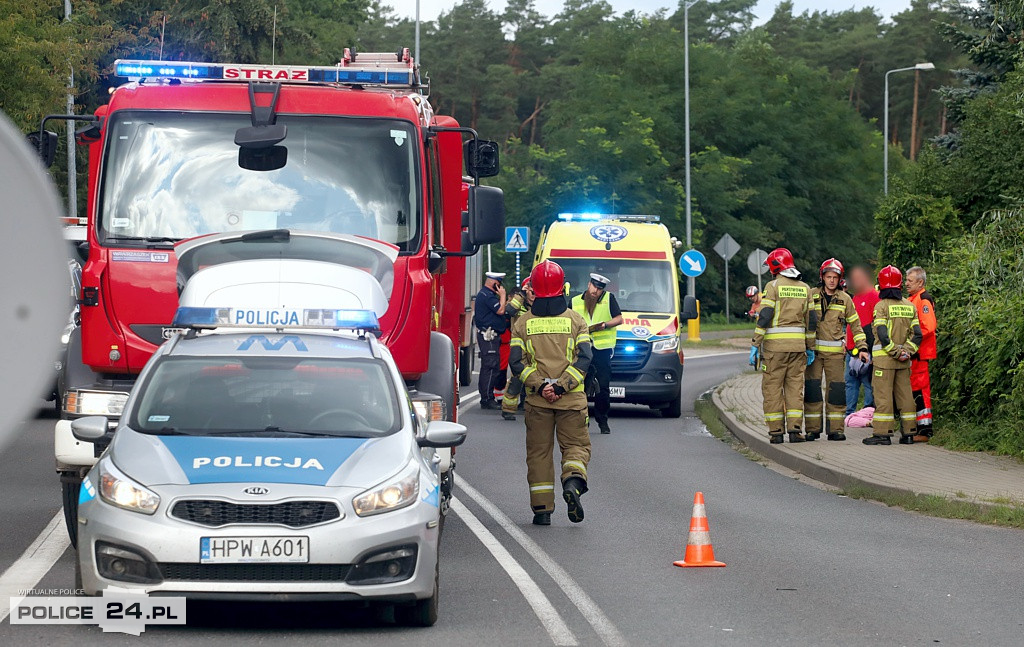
[
  {"x1": 172, "y1": 307, "x2": 380, "y2": 332},
  {"x1": 114, "y1": 59, "x2": 416, "y2": 86}
]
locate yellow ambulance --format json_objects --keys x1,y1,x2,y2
[{"x1": 533, "y1": 214, "x2": 697, "y2": 417}]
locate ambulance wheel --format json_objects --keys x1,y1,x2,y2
[
  {"x1": 395, "y1": 555, "x2": 439, "y2": 627},
  {"x1": 660, "y1": 388, "x2": 682, "y2": 419},
  {"x1": 61, "y1": 475, "x2": 81, "y2": 548}
]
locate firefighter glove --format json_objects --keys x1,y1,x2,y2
[
  {"x1": 749, "y1": 345, "x2": 759, "y2": 366},
  {"x1": 806, "y1": 349, "x2": 815, "y2": 366}
]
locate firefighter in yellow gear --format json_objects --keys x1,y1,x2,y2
[
  {"x1": 865, "y1": 265, "x2": 923, "y2": 445},
  {"x1": 804, "y1": 258, "x2": 870, "y2": 441},
  {"x1": 751, "y1": 248, "x2": 817, "y2": 444},
  {"x1": 510, "y1": 261, "x2": 594, "y2": 525},
  {"x1": 502, "y1": 277, "x2": 535, "y2": 421}
]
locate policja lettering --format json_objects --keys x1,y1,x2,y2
[{"x1": 192, "y1": 456, "x2": 325, "y2": 469}]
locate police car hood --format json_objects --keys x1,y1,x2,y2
[{"x1": 107, "y1": 427, "x2": 415, "y2": 488}]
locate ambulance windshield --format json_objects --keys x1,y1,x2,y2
[
  {"x1": 99, "y1": 112, "x2": 420, "y2": 251},
  {"x1": 130, "y1": 356, "x2": 402, "y2": 437},
  {"x1": 557, "y1": 259, "x2": 676, "y2": 313}
]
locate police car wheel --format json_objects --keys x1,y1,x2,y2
[
  {"x1": 394, "y1": 556, "x2": 439, "y2": 627},
  {"x1": 60, "y1": 477, "x2": 80, "y2": 548}
]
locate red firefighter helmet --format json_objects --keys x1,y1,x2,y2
[
  {"x1": 878, "y1": 265, "x2": 903, "y2": 290},
  {"x1": 819, "y1": 258, "x2": 844, "y2": 281},
  {"x1": 765, "y1": 248, "x2": 795, "y2": 275},
  {"x1": 745, "y1": 285, "x2": 759, "y2": 298},
  {"x1": 522, "y1": 276, "x2": 532, "y2": 288},
  {"x1": 530, "y1": 260, "x2": 566, "y2": 298}
]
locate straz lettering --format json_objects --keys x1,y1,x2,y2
[
  {"x1": 777, "y1": 286, "x2": 808, "y2": 299},
  {"x1": 224, "y1": 67, "x2": 308, "y2": 81},
  {"x1": 526, "y1": 318, "x2": 573, "y2": 335},
  {"x1": 889, "y1": 304, "x2": 916, "y2": 318},
  {"x1": 234, "y1": 310, "x2": 300, "y2": 326},
  {"x1": 623, "y1": 317, "x2": 653, "y2": 327},
  {"x1": 192, "y1": 456, "x2": 325, "y2": 470}
]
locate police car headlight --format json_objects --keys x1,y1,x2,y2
[
  {"x1": 353, "y1": 464, "x2": 419, "y2": 517},
  {"x1": 651, "y1": 337, "x2": 678, "y2": 354},
  {"x1": 64, "y1": 389, "x2": 129, "y2": 416},
  {"x1": 98, "y1": 460, "x2": 160, "y2": 515}
]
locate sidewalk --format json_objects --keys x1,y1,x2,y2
[{"x1": 712, "y1": 372, "x2": 1024, "y2": 507}]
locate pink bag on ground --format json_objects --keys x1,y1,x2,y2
[{"x1": 845, "y1": 407, "x2": 874, "y2": 428}]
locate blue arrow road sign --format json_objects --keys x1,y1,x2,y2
[
  {"x1": 679, "y1": 249, "x2": 706, "y2": 277},
  {"x1": 505, "y1": 226, "x2": 529, "y2": 253}
]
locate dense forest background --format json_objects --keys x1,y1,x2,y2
[{"x1": 2, "y1": 1, "x2": 1022, "y2": 453}]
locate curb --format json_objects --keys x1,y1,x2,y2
[{"x1": 708, "y1": 384, "x2": 1013, "y2": 514}]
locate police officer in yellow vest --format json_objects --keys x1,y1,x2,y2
[
  {"x1": 571, "y1": 273, "x2": 623, "y2": 434},
  {"x1": 510, "y1": 261, "x2": 593, "y2": 525}
]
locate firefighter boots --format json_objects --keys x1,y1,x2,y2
[
  {"x1": 532, "y1": 512, "x2": 551, "y2": 526},
  {"x1": 862, "y1": 434, "x2": 892, "y2": 446},
  {"x1": 562, "y1": 477, "x2": 585, "y2": 523},
  {"x1": 788, "y1": 432, "x2": 805, "y2": 443},
  {"x1": 826, "y1": 432, "x2": 846, "y2": 441}
]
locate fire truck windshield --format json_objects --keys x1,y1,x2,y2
[{"x1": 99, "y1": 111, "x2": 420, "y2": 250}]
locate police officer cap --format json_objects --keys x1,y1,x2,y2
[
  {"x1": 589, "y1": 273, "x2": 610, "y2": 288},
  {"x1": 485, "y1": 272, "x2": 506, "y2": 281}
]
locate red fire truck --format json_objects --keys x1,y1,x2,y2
[{"x1": 43, "y1": 49, "x2": 503, "y2": 544}]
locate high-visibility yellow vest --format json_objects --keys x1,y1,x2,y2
[{"x1": 571, "y1": 294, "x2": 616, "y2": 350}]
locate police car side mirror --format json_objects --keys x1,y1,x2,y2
[
  {"x1": 71, "y1": 416, "x2": 111, "y2": 442},
  {"x1": 418, "y1": 420, "x2": 467, "y2": 448},
  {"x1": 467, "y1": 185, "x2": 505, "y2": 247},
  {"x1": 681, "y1": 295, "x2": 698, "y2": 321}
]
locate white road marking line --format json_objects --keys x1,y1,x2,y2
[
  {"x1": 450, "y1": 498, "x2": 577, "y2": 646},
  {"x1": 685, "y1": 350, "x2": 749, "y2": 359},
  {"x1": 0, "y1": 511, "x2": 70, "y2": 623},
  {"x1": 461, "y1": 391, "x2": 482, "y2": 407},
  {"x1": 457, "y1": 479, "x2": 628, "y2": 647}
]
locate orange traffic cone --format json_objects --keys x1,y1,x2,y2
[{"x1": 673, "y1": 492, "x2": 725, "y2": 567}]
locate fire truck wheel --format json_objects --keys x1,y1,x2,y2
[
  {"x1": 420, "y1": 332, "x2": 456, "y2": 420},
  {"x1": 60, "y1": 475, "x2": 81, "y2": 548},
  {"x1": 458, "y1": 345, "x2": 473, "y2": 387}
]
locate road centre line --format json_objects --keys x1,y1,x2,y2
[
  {"x1": 450, "y1": 498, "x2": 577, "y2": 646},
  {"x1": 457, "y1": 399, "x2": 627, "y2": 647},
  {"x1": 0, "y1": 511, "x2": 70, "y2": 623}
]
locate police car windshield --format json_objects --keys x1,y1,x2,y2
[
  {"x1": 557, "y1": 259, "x2": 676, "y2": 313},
  {"x1": 129, "y1": 356, "x2": 402, "y2": 437},
  {"x1": 99, "y1": 111, "x2": 419, "y2": 251}
]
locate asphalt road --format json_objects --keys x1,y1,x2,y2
[{"x1": 2, "y1": 352, "x2": 1023, "y2": 645}]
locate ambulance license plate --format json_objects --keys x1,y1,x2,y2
[
  {"x1": 609, "y1": 387, "x2": 625, "y2": 398},
  {"x1": 200, "y1": 536, "x2": 309, "y2": 564}
]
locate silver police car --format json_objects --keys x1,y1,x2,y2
[{"x1": 72, "y1": 308, "x2": 466, "y2": 626}]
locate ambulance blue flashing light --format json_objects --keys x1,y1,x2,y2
[
  {"x1": 557, "y1": 212, "x2": 661, "y2": 223},
  {"x1": 172, "y1": 307, "x2": 380, "y2": 333},
  {"x1": 557, "y1": 213, "x2": 604, "y2": 222}
]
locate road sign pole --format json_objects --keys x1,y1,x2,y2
[
  {"x1": 515, "y1": 252, "x2": 520, "y2": 287},
  {"x1": 724, "y1": 259, "x2": 729, "y2": 323}
]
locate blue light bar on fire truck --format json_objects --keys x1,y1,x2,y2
[
  {"x1": 114, "y1": 51, "x2": 418, "y2": 87},
  {"x1": 557, "y1": 213, "x2": 661, "y2": 222},
  {"x1": 172, "y1": 307, "x2": 381, "y2": 333}
]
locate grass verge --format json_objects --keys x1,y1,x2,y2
[
  {"x1": 696, "y1": 388, "x2": 1024, "y2": 529},
  {"x1": 839, "y1": 485, "x2": 1024, "y2": 530},
  {"x1": 930, "y1": 416, "x2": 1024, "y2": 463},
  {"x1": 697, "y1": 322, "x2": 752, "y2": 332}
]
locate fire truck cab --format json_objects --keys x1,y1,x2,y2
[{"x1": 49, "y1": 49, "x2": 503, "y2": 545}]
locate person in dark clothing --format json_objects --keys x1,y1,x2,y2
[{"x1": 474, "y1": 272, "x2": 507, "y2": 409}]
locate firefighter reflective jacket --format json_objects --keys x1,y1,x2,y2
[
  {"x1": 753, "y1": 275, "x2": 816, "y2": 352},
  {"x1": 871, "y1": 298, "x2": 923, "y2": 369},
  {"x1": 908, "y1": 289, "x2": 937, "y2": 360},
  {"x1": 810, "y1": 287, "x2": 867, "y2": 356},
  {"x1": 570, "y1": 294, "x2": 617, "y2": 350},
  {"x1": 509, "y1": 309, "x2": 593, "y2": 410}
]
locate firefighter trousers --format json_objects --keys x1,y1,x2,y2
[
  {"x1": 804, "y1": 353, "x2": 847, "y2": 433},
  {"x1": 501, "y1": 375, "x2": 524, "y2": 414},
  {"x1": 525, "y1": 403, "x2": 591, "y2": 513},
  {"x1": 910, "y1": 359, "x2": 933, "y2": 434},
  {"x1": 760, "y1": 350, "x2": 807, "y2": 436},
  {"x1": 871, "y1": 365, "x2": 917, "y2": 437}
]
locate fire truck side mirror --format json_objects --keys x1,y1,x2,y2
[
  {"x1": 467, "y1": 185, "x2": 505, "y2": 247},
  {"x1": 27, "y1": 130, "x2": 58, "y2": 168},
  {"x1": 464, "y1": 139, "x2": 500, "y2": 179}
]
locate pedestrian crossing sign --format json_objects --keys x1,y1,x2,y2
[{"x1": 505, "y1": 226, "x2": 529, "y2": 252}]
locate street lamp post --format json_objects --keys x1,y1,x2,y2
[
  {"x1": 683, "y1": 0, "x2": 700, "y2": 299},
  {"x1": 884, "y1": 62, "x2": 934, "y2": 195}
]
